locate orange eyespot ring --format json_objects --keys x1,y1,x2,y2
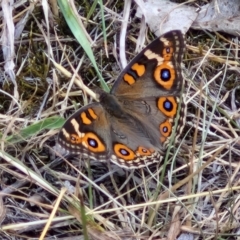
[
  {"x1": 114, "y1": 143, "x2": 135, "y2": 161},
  {"x1": 70, "y1": 134, "x2": 82, "y2": 144},
  {"x1": 154, "y1": 63, "x2": 175, "y2": 89},
  {"x1": 162, "y1": 46, "x2": 173, "y2": 61},
  {"x1": 137, "y1": 147, "x2": 154, "y2": 156},
  {"x1": 83, "y1": 132, "x2": 106, "y2": 152},
  {"x1": 157, "y1": 97, "x2": 177, "y2": 117},
  {"x1": 159, "y1": 120, "x2": 172, "y2": 137},
  {"x1": 69, "y1": 132, "x2": 105, "y2": 152}
]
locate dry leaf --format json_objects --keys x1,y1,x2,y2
[
  {"x1": 136, "y1": 0, "x2": 240, "y2": 37},
  {"x1": 135, "y1": 0, "x2": 197, "y2": 36},
  {"x1": 192, "y1": 0, "x2": 240, "y2": 36}
]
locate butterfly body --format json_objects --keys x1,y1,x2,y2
[{"x1": 58, "y1": 30, "x2": 186, "y2": 169}]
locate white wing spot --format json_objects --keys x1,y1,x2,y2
[
  {"x1": 144, "y1": 49, "x2": 164, "y2": 65},
  {"x1": 71, "y1": 118, "x2": 85, "y2": 138}
]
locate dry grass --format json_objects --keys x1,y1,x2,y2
[{"x1": 0, "y1": 1, "x2": 240, "y2": 240}]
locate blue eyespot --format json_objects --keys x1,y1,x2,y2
[
  {"x1": 161, "y1": 69, "x2": 170, "y2": 81},
  {"x1": 164, "y1": 100, "x2": 173, "y2": 111},
  {"x1": 163, "y1": 126, "x2": 168, "y2": 133},
  {"x1": 120, "y1": 148, "x2": 129, "y2": 156},
  {"x1": 88, "y1": 138, "x2": 98, "y2": 148}
]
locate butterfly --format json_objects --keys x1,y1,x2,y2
[{"x1": 58, "y1": 30, "x2": 186, "y2": 169}]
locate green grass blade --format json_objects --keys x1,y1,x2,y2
[
  {"x1": 57, "y1": 0, "x2": 109, "y2": 92},
  {"x1": 5, "y1": 116, "x2": 65, "y2": 144}
]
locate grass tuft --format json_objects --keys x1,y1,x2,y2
[{"x1": 0, "y1": 1, "x2": 240, "y2": 239}]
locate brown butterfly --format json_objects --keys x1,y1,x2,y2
[{"x1": 58, "y1": 30, "x2": 186, "y2": 169}]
